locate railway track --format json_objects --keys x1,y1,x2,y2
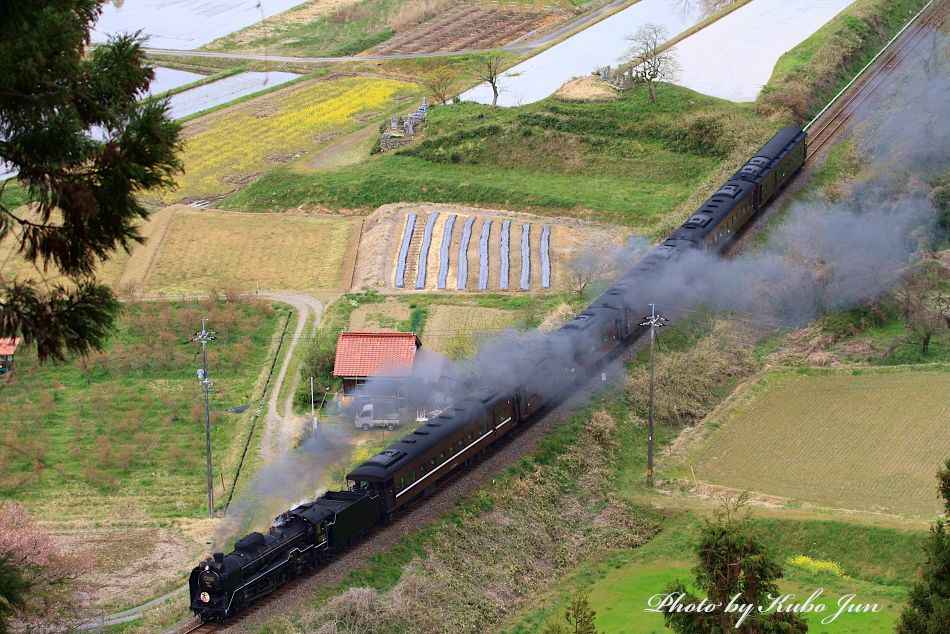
[
  {"x1": 805, "y1": 0, "x2": 948, "y2": 157},
  {"x1": 161, "y1": 6, "x2": 947, "y2": 633}
]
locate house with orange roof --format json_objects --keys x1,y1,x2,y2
[
  {"x1": 0, "y1": 337, "x2": 21, "y2": 374},
  {"x1": 333, "y1": 332, "x2": 421, "y2": 403}
]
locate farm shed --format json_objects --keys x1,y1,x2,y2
[
  {"x1": 0, "y1": 338, "x2": 20, "y2": 374},
  {"x1": 333, "y1": 332, "x2": 421, "y2": 401}
]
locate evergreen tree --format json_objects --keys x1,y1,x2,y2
[
  {"x1": 0, "y1": 555, "x2": 29, "y2": 634},
  {"x1": 0, "y1": 1, "x2": 181, "y2": 361},
  {"x1": 541, "y1": 593, "x2": 601, "y2": 634},
  {"x1": 896, "y1": 458, "x2": 950, "y2": 633},
  {"x1": 663, "y1": 496, "x2": 808, "y2": 633}
]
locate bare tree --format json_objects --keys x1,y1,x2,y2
[
  {"x1": 472, "y1": 51, "x2": 506, "y2": 106},
  {"x1": 673, "y1": 0, "x2": 735, "y2": 19},
  {"x1": 623, "y1": 24, "x2": 682, "y2": 104},
  {"x1": 420, "y1": 66, "x2": 457, "y2": 105},
  {"x1": 566, "y1": 249, "x2": 614, "y2": 297},
  {"x1": 895, "y1": 258, "x2": 950, "y2": 355}
]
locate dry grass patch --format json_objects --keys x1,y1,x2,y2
[
  {"x1": 555, "y1": 76, "x2": 619, "y2": 102},
  {"x1": 349, "y1": 299, "x2": 411, "y2": 330},
  {"x1": 128, "y1": 206, "x2": 360, "y2": 294},
  {"x1": 422, "y1": 304, "x2": 518, "y2": 356},
  {"x1": 687, "y1": 369, "x2": 950, "y2": 519}
]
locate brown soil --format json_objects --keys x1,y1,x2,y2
[
  {"x1": 264, "y1": 151, "x2": 304, "y2": 164},
  {"x1": 368, "y1": 4, "x2": 568, "y2": 55},
  {"x1": 51, "y1": 526, "x2": 205, "y2": 608},
  {"x1": 555, "y1": 76, "x2": 619, "y2": 101},
  {"x1": 352, "y1": 203, "x2": 626, "y2": 294}
]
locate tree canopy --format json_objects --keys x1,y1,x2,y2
[
  {"x1": 0, "y1": 0, "x2": 181, "y2": 361},
  {"x1": 896, "y1": 458, "x2": 950, "y2": 633},
  {"x1": 662, "y1": 496, "x2": 808, "y2": 633}
]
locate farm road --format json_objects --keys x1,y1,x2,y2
[
  {"x1": 259, "y1": 291, "x2": 325, "y2": 459},
  {"x1": 141, "y1": 0, "x2": 630, "y2": 64}
]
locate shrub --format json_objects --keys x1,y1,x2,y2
[{"x1": 625, "y1": 321, "x2": 760, "y2": 427}]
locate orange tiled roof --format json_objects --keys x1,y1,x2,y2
[
  {"x1": 333, "y1": 332, "x2": 420, "y2": 377},
  {"x1": 0, "y1": 338, "x2": 20, "y2": 356}
]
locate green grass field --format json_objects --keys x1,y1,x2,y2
[
  {"x1": 760, "y1": 0, "x2": 930, "y2": 121},
  {"x1": 684, "y1": 368, "x2": 950, "y2": 519},
  {"x1": 0, "y1": 299, "x2": 284, "y2": 522},
  {"x1": 504, "y1": 511, "x2": 926, "y2": 634},
  {"x1": 221, "y1": 84, "x2": 776, "y2": 233}
]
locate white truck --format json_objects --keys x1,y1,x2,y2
[{"x1": 354, "y1": 403, "x2": 401, "y2": 431}]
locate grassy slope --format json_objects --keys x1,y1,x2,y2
[
  {"x1": 221, "y1": 84, "x2": 776, "y2": 233},
  {"x1": 759, "y1": 0, "x2": 930, "y2": 122},
  {"x1": 0, "y1": 300, "x2": 284, "y2": 521},
  {"x1": 506, "y1": 510, "x2": 924, "y2": 633}
]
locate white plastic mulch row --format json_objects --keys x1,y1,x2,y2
[
  {"x1": 499, "y1": 220, "x2": 512, "y2": 289},
  {"x1": 165, "y1": 71, "x2": 300, "y2": 119},
  {"x1": 92, "y1": 0, "x2": 309, "y2": 50},
  {"x1": 674, "y1": 0, "x2": 856, "y2": 102},
  {"x1": 520, "y1": 224, "x2": 531, "y2": 290},
  {"x1": 437, "y1": 215, "x2": 457, "y2": 289},
  {"x1": 394, "y1": 213, "x2": 417, "y2": 288},
  {"x1": 540, "y1": 224, "x2": 552, "y2": 289},
  {"x1": 148, "y1": 67, "x2": 204, "y2": 96},
  {"x1": 415, "y1": 213, "x2": 440, "y2": 289},
  {"x1": 478, "y1": 220, "x2": 492, "y2": 291},
  {"x1": 461, "y1": 0, "x2": 855, "y2": 105},
  {"x1": 457, "y1": 216, "x2": 476, "y2": 290}
]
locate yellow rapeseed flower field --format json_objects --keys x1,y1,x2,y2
[
  {"x1": 164, "y1": 76, "x2": 418, "y2": 203},
  {"x1": 787, "y1": 555, "x2": 850, "y2": 579}
]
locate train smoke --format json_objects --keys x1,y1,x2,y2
[
  {"x1": 223, "y1": 34, "x2": 948, "y2": 544},
  {"x1": 402, "y1": 32, "x2": 949, "y2": 405},
  {"x1": 213, "y1": 424, "x2": 352, "y2": 550}
]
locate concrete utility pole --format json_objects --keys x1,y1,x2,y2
[
  {"x1": 640, "y1": 304, "x2": 667, "y2": 487},
  {"x1": 310, "y1": 376, "x2": 316, "y2": 435},
  {"x1": 194, "y1": 319, "x2": 216, "y2": 519}
]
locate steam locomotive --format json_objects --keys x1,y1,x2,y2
[{"x1": 189, "y1": 126, "x2": 807, "y2": 622}]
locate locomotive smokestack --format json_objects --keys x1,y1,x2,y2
[{"x1": 213, "y1": 552, "x2": 224, "y2": 563}]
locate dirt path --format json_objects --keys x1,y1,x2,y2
[
  {"x1": 303, "y1": 122, "x2": 379, "y2": 171},
  {"x1": 259, "y1": 291, "x2": 325, "y2": 459}
]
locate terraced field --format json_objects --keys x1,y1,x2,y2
[
  {"x1": 160, "y1": 76, "x2": 419, "y2": 204},
  {"x1": 686, "y1": 368, "x2": 950, "y2": 519},
  {"x1": 369, "y1": 4, "x2": 566, "y2": 55},
  {"x1": 370, "y1": 204, "x2": 624, "y2": 293},
  {"x1": 116, "y1": 205, "x2": 361, "y2": 294}
]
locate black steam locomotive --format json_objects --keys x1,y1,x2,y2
[{"x1": 189, "y1": 126, "x2": 806, "y2": 622}]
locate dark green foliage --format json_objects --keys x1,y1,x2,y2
[
  {"x1": 0, "y1": 0, "x2": 181, "y2": 361},
  {"x1": 896, "y1": 459, "x2": 950, "y2": 633},
  {"x1": 663, "y1": 497, "x2": 808, "y2": 633},
  {"x1": 0, "y1": 555, "x2": 29, "y2": 634}
]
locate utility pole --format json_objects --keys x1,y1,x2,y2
[
  {"x1": 194, "y1": 319, "x2": 216, "y2": 519},
  {"x1": 310, "y1": 376, "x2": 316, "y2": 436},
  {"x1": 640, "y1": 304, "x2": 667, "y2": 487}
]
